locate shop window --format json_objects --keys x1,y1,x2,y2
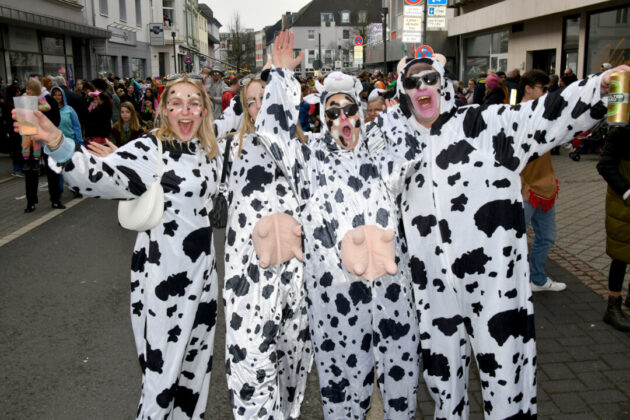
[
  {"x1": 463, "y1": 30, "x2": 509, "y2": 82},
  {"x1": 119, "y1": 0, "x2": 126, "y2": 21},
  {"x1": 100, "y1": 0, "x2": 108, "y2": 15},
  {"x1": 41, "y1": 36, "x2": 65, "y2": 56},
  {"x1": 135, "y1": 0, "x2": 142, "y2": 26},
  {"x1": 130, "y1": 58, "x2": 146, "y2": 80},
  {"x1": 9, "y1": 52, "x2": 43, "y2": 87},
  {"x1": 308, "y1": 30, "x2": 315, "y2": 40},
  {"x1": 562, "y1": 15, "x2": 580, "y2": 74},
  {"x1": 97, "y1": 55, "x2": 115, "y2": 75},
  {"x1": 587, "y1": 5, "x2": 630, "y2": 74}
]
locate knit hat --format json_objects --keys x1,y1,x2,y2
[{"x1": 485, "y1": 73, "x2": 500, "y2": 89}]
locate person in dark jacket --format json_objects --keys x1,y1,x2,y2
[
  {"x1": 472, "y1": 72, "x2": 487, "y2": 104},
  {"x1": 22, "y1": 78, "x2": 63, "y2": 212},
  {"x1": 85, "y1": 91, "x2": 113, "y2": 145},
  {"x1": 119, "y1": 83, "x2": 141, "y2": 113},
  {"x1": 597, "y1": 125, "x2": 630, "y2": 331},
  {"x1": 482, "y1": 72, "x2": 506, "y2": 105},
  {"x1": 1, "y1": 85, "x2": 24, "y2": 176}
]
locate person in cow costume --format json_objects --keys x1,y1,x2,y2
[
  {"x1": 253, "y1": 31, "x2": 420, "y2": 419},
  {"x1": 367, "y1": 52, "x2": 630, "y2": 418}
]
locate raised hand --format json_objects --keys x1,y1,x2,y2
[
  {"x1": 341, "y1": 225, "x2": 398, "y2": 281},
  {"x1": 87, "y1": 139, "x2": 118, "y2": 157},
  {"x1": 272, "y1": 30, "x2": 305, "y2": 72},
  {"x1": 601, "y1": 64, "x2": 630, "y2": 94},
  {"x1": 253, "y1": 212, "x2": 303, "y2": 268},
  {"x1": 12, "y1": 109, "x2": 62, "y2": 146}
]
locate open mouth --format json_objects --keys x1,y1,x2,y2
[
  {"x1": 341, "y1": 123, "x2": 353, "y2": 140},
  {"x1": 178, "y1": 119, "x2": 194, "y2": 135},
  {"x1": 413, "y1": 90, "x2": 437, "y2": 118}
]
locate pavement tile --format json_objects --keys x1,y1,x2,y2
[
  {"x1": 547, "y1": 413, "x2": 600, "y2": 420},
  {"x1": 556, "y1": 334, "x2": 595, "y2": 347},
  {"x1": 579, "y1": 389, "x2": 628, "y2": 405},
  {"x1": 599, "y1": 352, "x2": 630, "y2": 370},
  {"x1": 537, "y1": 399, "x2": 560, "y2": 416},
  {"x1": 567, "y1": 359, "x2": 610, "y2": 373},
  {"x1": 602, "y1": 368, "x2": 630, "y2": 383},
  {"x1": 548, "y1": 392, "x2": 588, "y2": 413},
  {"x1": 540, "y1": 363, "x2": 575, "y2": 380},
  {"x1": 588, "y1": 403, "x2": 630, "y2": 420},
  {"x1": 589, "y1": 342, "x2": 630, "y2": 354},
  {"x1": 564, "y1": 346, "x2": 599, "y2": 361},
  {"x1": 540, "y1": 379, "x2": 587, "y2": 393},
  {"x1": 573, "y1": 370, "x2": 615, "y2": 390}
]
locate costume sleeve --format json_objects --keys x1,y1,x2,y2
[
  {"x1": 46, "y1": 134, "x2": 162, "y2": 200},
  {"x1": 254, "y1": 66, "x2": 310, "y2": 203},
  {"x1": 473, "y1": 73, "x2": 607, "y2": 173},
  {"x1": 214, "y1": 95, "x2": 243, "y2": 137},
  {"x1": 597, "y1": 127, "x2": 630, "y2": 197}
]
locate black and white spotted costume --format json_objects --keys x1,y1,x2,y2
[
  {"x1": 368, "y1": 57, "x2": 607, "y2": 418},
  {"x1": 224, "y1": 132, "x2": 313, "y2": 419},
  {"x1": 255, "y1": 67, "x2": 420, "y2": 419},
  {"x1": 47, "y1": 133, "x2": 222, "y2": 419}
]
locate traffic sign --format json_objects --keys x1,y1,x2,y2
[
  {"x1": 184, "y1": 55, "x2": 193, "y2": 64},
  {"x1": 404, "y1": 5, "x2": 423, "y2": 16},
  {"x1": 427, "y1": 0, "x2": 447, "y2": 4},
  {"x1": 427, "y1": 16, "x2": 446, "y2": 30},
  {"x1": 403, "y1": 16, "x2": 423, "y2": 31},
  {"x1": 403, "y1": 33, "x2": 422, "y2": 43},
  {"x1": 405, "y1": 0, "x2": 423, "y2": 4},
  {"x1": 415, "y1": 45, "x2": 434, "y2": 59},
  {"x1": 428, "y1": 6, "x2": 446, "y2": 16},
  {"x1": 353, "y1": 36, "x2": 363, "y2": 46}
]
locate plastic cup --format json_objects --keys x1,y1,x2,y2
[{"x1": 14, "y1": 96, "x2": 39, "y2": 136}]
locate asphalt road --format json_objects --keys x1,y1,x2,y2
[{"x1": 0, "y1": 198, "x2": 326, "y2": 419}]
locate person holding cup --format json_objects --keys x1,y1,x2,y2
[{"x1": 19, "y1": 78, "x2": 63, "y2": 213}]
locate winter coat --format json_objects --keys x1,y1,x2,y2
[
  {"x1": 50, "y1": 86, "x2": 83, "y2": 145},
  {"x1": 597, "y1": 126, "x2": 630, "y2": 263}
]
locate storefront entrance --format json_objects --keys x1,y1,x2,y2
[{"x1": 531, "y1": 49, "x2": 556, "y2": 74}]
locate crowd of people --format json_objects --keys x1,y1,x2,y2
[{"x1": 4, "y1": 29, "x2": 630, "y2": 419}]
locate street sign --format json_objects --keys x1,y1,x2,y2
[
  {"x1": 403, "y1": 16, "x2": 423, "y2": 31},
  {"x1": 404, "y1": 5, "x2": 423, "y2": 17},
  {"x1": 428, "y1": 6, "x2": 446, "y2": 16},
  {"x1": 402, "y1": 33, "x2": 422, "y2": 43},
  {"x1": 427, "y1": 16, "x2": 446, "y2": 30},
  {"x1": 184, "y1": 55, "x2": 193, "y2": 64},
  {"x1": 405, "y1": 0, "x2": 423, "y2": 4},
  {"x1": 427, "y1": 0, "x2": 447, "y2": 4},
  {"x1": 353, "y1": 45, "x2": 363, "y2": 59},
  {"x1": 415, "y1": 45, "x2": 434, "y2": 58},
  {"x1": 354, "y1": 35, "x2": 363, "y2": 46}
]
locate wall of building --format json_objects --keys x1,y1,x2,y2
[{"x1": 507, "y1": 15, "x2": 563, "y2": 73}]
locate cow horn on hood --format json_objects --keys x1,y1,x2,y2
[{"x1": 397, "y1": 56, "x2": 408, "y2": 76}]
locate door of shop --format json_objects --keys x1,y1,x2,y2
[{"x1": 532, "y1": 49, "x2": 556, "y2": 74}]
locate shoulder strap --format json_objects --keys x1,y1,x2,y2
[
  {"x1": 219, "y1": 135, "x2": 233, "y2": 184},
  {"x1": 156, "y1": 138, "x2": 163, "y2": 179}
]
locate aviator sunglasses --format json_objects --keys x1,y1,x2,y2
[
  {"x1": 402, "y1": 71, "x2": 440, "y2": 90},
  {"x1": 325, "y1": 103, "x2": 359, "y2": 120}
]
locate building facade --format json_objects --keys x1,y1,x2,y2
[
  {"x1": 448, "y1": 0, "x2": 630, "y2": 81},
  {"x1": 0, "y1": 0, "x2": 110, "y2": 86}
]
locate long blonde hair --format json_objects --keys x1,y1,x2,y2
[
  {"x1": 236, "y1": 79, "x2": 306, "y2": 157},
  {"x1": 154, "y1": 77, "x2": 219, "y2": 160}
]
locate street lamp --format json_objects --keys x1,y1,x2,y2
[
  {"x1": 382, "y1": 7, "x2": 388, "y2": 73},
  {"x1": 171, "y1": 31, "x2": 177, "y2": 73}
]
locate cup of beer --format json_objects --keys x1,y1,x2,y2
[{"x1": 14, "y1": 96, "x2": 40, "y2": 135}]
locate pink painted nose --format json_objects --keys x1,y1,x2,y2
[{"x1": 341, "y1": 111, "x2": 347, "y2": 120}]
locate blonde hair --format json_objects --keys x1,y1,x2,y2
[
  {"x1": 114, "y1": 101, "x2": 141, "y2": 132},
  {"x1": 25, "y1": 79, "x2": 42, "y2": 96},
  {"x1": 235, "y1": 79, "x2": 306, "y2": 157},
  {"x1": 154, "y1": 77, "x2": 218, "y2": 160}
]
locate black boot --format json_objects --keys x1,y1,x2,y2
[{"x1": 603, "y1": 296, "x2": 630, "y2": 332}]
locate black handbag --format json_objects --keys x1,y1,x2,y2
[{"x1": 209, "y1": 135, "x2": 233, "y2": 229}]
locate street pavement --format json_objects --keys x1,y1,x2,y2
[{"x1": 1, "y1": 149, "x2": 629, "y2": 419}]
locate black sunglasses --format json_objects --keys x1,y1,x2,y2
[
  {"x1": 402, "y1": 71, "x2": 440, "y2": 90},
  {"x1": 325, "y1": 103, "x2": 359, "y2": 120}
]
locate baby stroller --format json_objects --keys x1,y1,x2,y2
[{"x1": 568, "y1": 120, "x2": 608, "y2": 161}]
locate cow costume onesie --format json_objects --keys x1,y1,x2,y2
[
  {"x1": 223, "y1": 79, "x2": 313, "y2": 419},
  {"x1": 255, "y1": 66, "x2": 420, "y2": 419},
  {"x1": 368, "y1": 55, "x2": 609, "y2": 418},
  {"x1": 43, "y1": 79, "x2": 241, "y2": 419}
]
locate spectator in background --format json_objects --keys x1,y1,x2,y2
[
  {"x1": 600, "y1": 62, "x2": 613, "y2": 72},
  {"x1": 482, "y1": 72, "x2": 505, "y2": 105},
  {"x1": 111, "y1": 101, "x2": 143, "y2": 146},
  {"x1": 562, "y1": 67, "x2": 578, "y2": 85},
  {"x1": 365, "y1": 90, "x2": 386, "y2": 123},
  {"x1": 141, "y1": 88, "x2": 159, "y2": 113},
  {"x1": 120, "y1": 83, "x2": 141, "y2": 113},
  {"x1": 505, "y1": 68, "x2": 520, "y2": 91},
  {"x1": 473, "y1": 72, "x2": 487, "y2": 104},
  {"x1": 221, "y1": 76, "x2": 240, "y2": 111},
  {"x1": 85, "y1": 91, "x2": 113, "y2": 145},
  {"x1": 464, "y1": 78, "x2": 475, "y2": 104},
  {"x1": 597, "y1": 125, "x2": 630, "y2": 331},
  {"x1": 2, "y1": 85, "x2": 24, "y2": 177},
  {"x1": 41, "y1": 75, "x2": 53, "y2": 96},
  {"x1": 548, "y1": 74, "x2": 560, "y2": 93},
  {"x1": 206, "y1": 68, "x2": 226, "y2": 120},
  {"x1": 52, "y1": 75, "x2": 88, "y2": 129},
  {"x1": 92, "y1": 78, "x2": 120, "y2": 124}
]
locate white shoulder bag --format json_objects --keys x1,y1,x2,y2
[{"x1": 117, "y1": 139, "x2": 165, "y2": 231}]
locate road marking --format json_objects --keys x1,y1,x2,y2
[{"x1": 0, "y1": 197, "x2": 86, "y2": 248}]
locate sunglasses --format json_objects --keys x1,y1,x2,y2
[
  {"x1": 325, "y1": 103, "x2": 359, "y2": 120},
  {"x1": 534, "y1": 84, "x2": 549, "y2": 93},
  {"x1": 402, "y1": 71, "x2": 440, "y2": 90}
]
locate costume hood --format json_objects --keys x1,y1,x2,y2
[
  {"x1": 314, "y1": 71, "x2": 366, "y2": 140},
  {"x1": 50, "y1": 85, "x2": 67, "y2": 107},
  {"x1": 395, "y1": 55, "x2": 457, "y2": 131}
]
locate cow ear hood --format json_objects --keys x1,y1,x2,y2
[
  {"x1": 317, "y1": 71, "x2": 365, "y2": 137},
  {"x1": 396, "y1": 54, "x2": 456, "y2": 127}
]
